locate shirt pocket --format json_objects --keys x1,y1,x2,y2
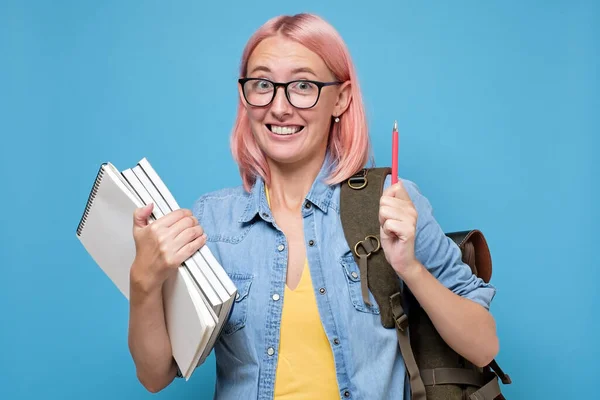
[
  {"x1": 223, "y1": 272, "x2": 253, "y2": 336},
  {"x1": 339, "y1": 253, "x2": 380, "y2": 315}
]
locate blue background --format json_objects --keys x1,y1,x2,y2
[{"x1": 1, "y1": 1, "x2": 598, "y2": 399}]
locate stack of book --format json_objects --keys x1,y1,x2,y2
[{"x1": 75, "y1": 158, "x2": 236, "y2": 380}]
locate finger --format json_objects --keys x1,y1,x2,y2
[
  {"x1": 171, "y1": 225, "x2": 205, "y2": 254},
  {"x1": 381, "y1": 177, "x2": 411, "y2": 200},
  {"x1": 380, "y1": 195, "x2": 413, "y2": 210},
  {"x1": 167, "y1": 215, "x2": 199, "y2": 240},
  {"x1": 379, "y1": 204, "x2": 403, "y2": 226},
  {"x1": 174, "y1": 232, "x2": 208, "y2": 265},
  {"x1": 391, "y1": 179, "x2": 412, "y2": 201},
  {"x1": 381, "y1": 219, "x2": 414, "y2": 242},
  {"x1": 378, "y1": 203, "x2": 417, "y2": 227},
  {"x1": 381, "y1": 180, "x2": 396, "y2": 198},
  {"x1": 155, "y1": 208, "x2": 193, "y2": 228},
  {"x1": 133, "y1": 203, "x2": 154, "y2": 229}
]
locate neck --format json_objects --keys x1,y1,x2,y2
[{"x1": 266, "y1": 149, "x2": 328, "y2": 212}]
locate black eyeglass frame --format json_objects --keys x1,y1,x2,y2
[{"x1": 238, "y1": 77, "x2": 343, "y2": 109}]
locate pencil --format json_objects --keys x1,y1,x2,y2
[{"x1": 392, "y1": 120, "x2": 398, "y2": 185}]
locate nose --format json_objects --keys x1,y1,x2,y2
[{"x1": 269, "y1": 86, "x2": 293, "y2": 120}]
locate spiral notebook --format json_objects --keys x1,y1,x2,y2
[
  {"x1": 75, "y1": 159, "x2": 236, "y2": 380},
  {"x1": 122, "y1": 159, "x2": 236, "y2": 366}
]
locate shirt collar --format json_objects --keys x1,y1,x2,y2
[{"x1": 238, "y1": 152, "x2": 337, "y2": 224}]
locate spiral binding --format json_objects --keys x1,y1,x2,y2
[{"x1": 76, "y1": 163, "x2": 108, "y2": 237}]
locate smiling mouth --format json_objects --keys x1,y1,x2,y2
[{"x1": 266, "y1": 124, "x2": 305, "y2": 135}]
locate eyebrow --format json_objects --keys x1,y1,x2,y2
[
  {"x1": 291, "y1": 67, "x2": 317, "y2": 76},
  {"x1": 248, "y1": 66, "x2": 271, "y2": 75},
  {"x1": 247, "y1": 66, "x2": 318, "y2": 78}
]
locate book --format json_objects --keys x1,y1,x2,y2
[
  {"x1": 129, "y1": 160, "x2": 236, "y2": 365},
  {"x1": 76, "y1": 159, "x2": 236, "y2": 380}
]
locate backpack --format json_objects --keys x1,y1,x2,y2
[{"x1": 339, "y1": 167, "x2": 512, "y2": 400}]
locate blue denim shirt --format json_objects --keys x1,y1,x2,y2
[{"x1": 192, "y1": 158, "x2": 496, "y2": 400}]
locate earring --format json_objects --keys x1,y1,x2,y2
[{"x1": 334, "y1": 117, "x2": 340, "y2": 123}]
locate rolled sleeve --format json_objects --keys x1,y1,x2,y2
[{"x1": 386, "y1": 175, "x2": 497, "y2": 310}]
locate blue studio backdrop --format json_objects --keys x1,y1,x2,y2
[{"x1": 1, "y1": 1, "x2": 598, "y2": 399}]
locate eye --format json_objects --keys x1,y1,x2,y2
[
  {"x1": 250, "y1": 79, "x2": 273, "y2": 93},
  {"x1": 289, "y1": 81, "x2": 317, "y2": 94}
]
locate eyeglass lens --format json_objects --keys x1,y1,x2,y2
[{"x1": 243, "y1": 79, "x2": 320, "y2": 108}]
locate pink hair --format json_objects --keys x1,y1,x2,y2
[{"x1": 230, "y1": 13, "x2": 373, "y2": 192}]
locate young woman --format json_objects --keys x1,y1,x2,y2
[{"x1": 127, "y1": 13, "x2": 499, "y2": 400}]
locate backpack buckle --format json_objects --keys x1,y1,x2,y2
[
  {"x1": 352, "y1": 235, "x2": 380, "y2": 308},
  {"x1": 389, "y1": 292, "x2": 408, "y2": 331},
  {"x1": 347, "y1": 169, "x2": 368, "y2": 189},
  {"x1": 354, "y1": 235, "x2": 381, "y2": 257},
  {"x1": 395, "y1": 313, "x2": 408, "y2": 331}
]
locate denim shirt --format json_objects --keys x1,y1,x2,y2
[{"x1": 191, "y1": 158, "x2": 496, "y2": 400}]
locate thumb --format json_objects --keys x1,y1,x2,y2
[
  {"x1": 133, "y1": 203, "x2": 154, "y2": 229},
  {"x1": 391, "y1": 179, "x2": 411, "y2": 201}
]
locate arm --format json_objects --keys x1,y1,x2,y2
[
  {"x1": 379, "y1": 178, "x2": 499, "y2": 367},
  {"x1": 128, "y1": 270, "x2": 178, "y2": 393},
  {"x1": 400, "y1": 261, "x2": 498, "y2": 367},
  {"x1": 127, "y1": 204, "x2": 207, "y2": 391}
]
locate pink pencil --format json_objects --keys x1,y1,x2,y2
[{"x1": 392, "y1": 120, "x2": 398, "y2": 184}]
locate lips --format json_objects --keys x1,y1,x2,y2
[{"x1": 266, "y1": 124, "x2": 305, "y2": 135}]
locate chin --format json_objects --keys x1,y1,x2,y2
[{"x1": 263, "y1": 148, "x2": 305, "y2": 165}]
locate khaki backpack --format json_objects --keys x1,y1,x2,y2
[{"x1": 339, "y1": 167, "x2": 512, "y2": 400}]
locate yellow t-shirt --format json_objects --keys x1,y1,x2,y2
[{"x1": 266, "y1": 186, "x2": 340, "y2": 399}]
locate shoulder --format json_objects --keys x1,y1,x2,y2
[
  {"x1": 189, "y1": 184, "x2": 260, "y2": 245},
  {"x1": 192, "y1": 185, "x2": 249, "y2": 208},
  {"x1": 191, "y1": 185, "x2": 250, "y2": 225}
]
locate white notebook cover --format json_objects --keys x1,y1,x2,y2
[{"x1": 76, "y1": 162, "x2": 215, "y2": 380}]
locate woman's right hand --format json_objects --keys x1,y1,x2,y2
[{"x1": 130, "y1": 203, "x2": 207, "y2": 294}]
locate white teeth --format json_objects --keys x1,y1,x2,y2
[{"x1": 270, "y1": 125, "x2": 301, "y2": 135}]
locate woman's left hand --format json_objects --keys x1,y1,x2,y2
[{"x1": 378, "y1": 179, "x2": 420, "y2": 278}]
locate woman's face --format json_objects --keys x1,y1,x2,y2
[{"x1": 241, "y1": 35, "x2": 351, "y2": 167}]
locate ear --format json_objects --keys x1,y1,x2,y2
[
  {"x1": 238, "y1": 81, "x2": 247, "y2": 107},
  {"x1": 332, "y1": 80, "x2": 352, "y2": 118}
]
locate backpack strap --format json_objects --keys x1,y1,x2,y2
[
  {"x1": 391, "y1": 293, "x2": 427, "y2": 400},
  {"x1": 340, "y1": 167, "x2": 511, "y2": 400},
  {"x1": 340, "y1": 167, "x2": 399, "y2": 323},
  {"x1": 340, "y1": 167, "x2": 427, "y2": 400},
  {"x1": 469, "y1": 377, "x2": 504, "y2": 400}
]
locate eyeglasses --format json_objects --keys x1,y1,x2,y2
[{"x1": 238, "y1": 78, "x2": 342, "y2": 109}]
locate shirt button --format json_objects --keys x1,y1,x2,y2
[
  {"x1": 308, "y1": 240, "x2": 315, "y2": 246},
  {"x1": 262, "y1": 212, "x2": 269, "y2": 218},
  {"x1": 267, "y1": 347, "x2": 275, "y2": 356},
  {"x1": 277, "y1": 244, "x2": 285, "y2": 252},
  {"x1": 319, "y1": 287, "x2": 326, "y2": 294},
  {"x1": 333, "y1": 338, "x2": 340, "y2": 345},
  {"x1": 304, "y1": 202, "x2": 311, "y2": 209},
  {"x1": 272, "y1": 293, "x2": 280, "y2": 301},
  {"x1": 351, "y1": 271, "x2": 358, "y2": 279},
  {"x1": 344, "y1": 390, "x2": 351, "y2": 397}
]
